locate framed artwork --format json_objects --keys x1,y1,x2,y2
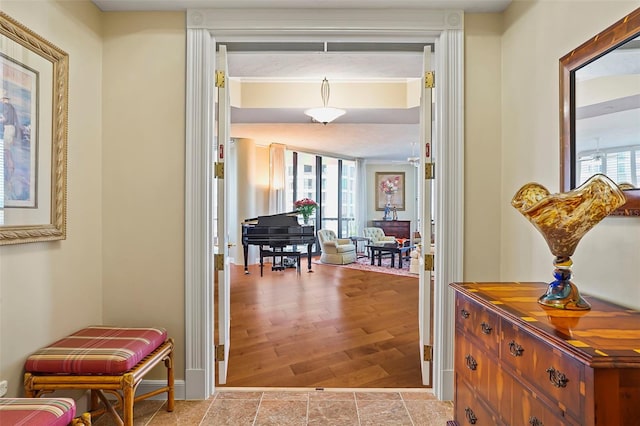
[
  {"x1": 375, "y1": 171, "x2": 405, "y2": 211},
  {"x1": 1, "y1": 53, "x2": 38, "y2": 208},
  {"x1": 0, "y1": 12, "x2": 68, "y2": 245}
]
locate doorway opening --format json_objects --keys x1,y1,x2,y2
[
  {"x1": 184, "y1": 10, "x2": 464, "y2": 401},
  {"x1": 214, "y1": 43, "x2": 434, "y2": 389}
]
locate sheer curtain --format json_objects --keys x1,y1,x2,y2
[
  {"x1": 268, "y1": 143, "x2": 287, "y2": 214},
  {"x1": 355, "y1": 158, "x2": 367, "y2": 237}
]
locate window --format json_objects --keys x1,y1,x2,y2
[
  {"x1": 286, "y1": 150, "x2": 357, "y2": 240},
  {"x1": 577, "y1": 145, "x2": 640, "y2": 187}
]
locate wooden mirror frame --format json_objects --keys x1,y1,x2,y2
[
  {"x1": 0, "y1": 12, "x2": 68, "y2": 244},
  {"x1": 560, "y1": 7, "x2": 640, "y2": 216}
]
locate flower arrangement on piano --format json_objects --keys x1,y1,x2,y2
[
  {"x1": 294, "y1": 198, "x2": 318, "y2": 224},
  {"x1": 380, "y1": 176, "x2": 400, "y2": 194}
]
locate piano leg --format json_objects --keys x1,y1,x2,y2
[
  {"x1": 306, "y1": 243, "x2": 313, "y2": 273},
  {"x1": 243, "y1": 244, "x2": 250, "y2": 274}
]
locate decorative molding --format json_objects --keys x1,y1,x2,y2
[
  {"x1": 185, "y1": 8, "x2": 464, "y2": 400},
  {"x1": 433, "y1": 28, "x2": 464, "y2": 402},
  {"x1": 445, "y1": 11, "x2": 464, "y2": 29},
  {"x1": 184, "y1": 28, "x2": 214, "y2": 400},
  {"x1": 187, "y1": 8, "x2": 463, "y2": 33}
]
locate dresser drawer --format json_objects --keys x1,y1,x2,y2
[
  {"x1": 455, "y1": 374, "x2": 503, "y2": 426},
  {"x1": 502, "y1": 320, "x2": 584, "y2": 421},
  {"x1": 455, "y1": 294, "x2": 500, "y2": 355},
  {"x1": 455, "y1": 329, "x2": 513, "y2": 421},
  {"x1": 512, "y1": 383, "x2": 580, "y2": 426},
  {"x1": 455, "y1": 331, "x2": 491, "y2": 395}
]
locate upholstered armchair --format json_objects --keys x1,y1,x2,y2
[
  {"x1": 363, "y1": 227, "x2": 397, "y2": 247},
  {"x1": 317, "y1": 229, "x2": 357, "y2": 265}
]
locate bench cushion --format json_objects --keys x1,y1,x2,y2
[
  {"x1": 0, "y1": 398, "x2": 76, "y2": 426},
  {"x1": 25, "y1": 326, "x2": 167, "y2": 374}
]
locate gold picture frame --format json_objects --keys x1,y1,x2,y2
[
  {"x1": 375, "y1": 172, "x2": 405, "y2": 211},
  {"x1": 0, "y1": 12, "x2": 68, "y2": 245}
]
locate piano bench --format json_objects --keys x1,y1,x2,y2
[{"x1": 259, "y1": 248, "x2": 301, "y2": 276}]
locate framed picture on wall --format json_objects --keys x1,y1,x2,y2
[
  {"x1": 375, "y1": 172, "x2": 405, "y2": 211},
  {"x1": 0, "y1": 11, "x2": 69, "y2": 245},
  {"x1": 1, "y1": 53, "x2": 38, "y2": 208}
]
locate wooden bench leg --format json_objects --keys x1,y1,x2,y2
[
  {"x1": 90, "y1": 390, "x2": 100, "y2": 413},
  {"x1": 122, "y1": 373, "x2": 135, "y2": 426},
  {"x1": 23, "y1": 373, "x2": 35, "y2": 397},
  {"x1": 166, "y1": 344, "x2": 175, "y2": 412},
  {"x1": 70, "y1": 413, "x2": 92, "y2": 425}
]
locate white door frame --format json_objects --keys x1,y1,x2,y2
[{"x1": 184, "y1": 8, "x2": 464, "y2": 401}]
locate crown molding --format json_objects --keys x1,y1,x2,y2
[{"x1": 187, "y1": 8, "x2": 464, "y2": 35}]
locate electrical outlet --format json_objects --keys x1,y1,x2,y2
[{"x1": 0, "y1": 380, "x2": 7, "y2": 397}]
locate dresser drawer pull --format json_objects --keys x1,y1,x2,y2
[
  {"x1": 480, "y1": 322, "x2": 492, "y2": 335},
  {"x1": 546, "y1": 366, "x2": 569, "y2": 388},
  {"x1": 465, "y1": 354, "x2": 477, "y2": 371},
  {"x1": 529, "y1": 416, "x2": 543, "y2": 426},
  {"x1": 460, "y1": 309, "x2": 470, "y2": 319},
  {"x1": 508, "y1": 340, "x2": 524, "y2": 357},
  {"x1": 464, "y1": 407, "x2": 478, "y2": 424}
]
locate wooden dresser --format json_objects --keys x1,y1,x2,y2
[
  {"x1": 449, "y1": 282, "x2": 640, "y2": 426},
  {"x1": 371, "y1": 220, "x2": 410, "y2": 239}
]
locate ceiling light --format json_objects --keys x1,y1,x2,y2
[{"x1": 304, "y1": 77, "x2": 346, "y2": 125}]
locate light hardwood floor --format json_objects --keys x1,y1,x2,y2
[{"x1": 217, "y1": 259, "x2": 425, "y2": 388}]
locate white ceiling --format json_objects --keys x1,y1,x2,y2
[
  {"x1": 227, "y1": 48, "x2": 424, "y2": 161},
  {"x1": 92, "y1": 0, "x2": 512, "y2": 161}
]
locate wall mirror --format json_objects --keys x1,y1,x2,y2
[
  {"x1": 0, "y1": 12, "x2": 68, "y2": 244},
  {"x1": 560, "y1": 8, "x2": 640, "y2": 215}
]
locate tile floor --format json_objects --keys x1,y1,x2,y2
[{"x1": 94, "y1": 388, "x2": 454, "y2": 425}]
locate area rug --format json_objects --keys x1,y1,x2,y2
[{"x1": 314, "y1": 255, "x2": 416, "y2": 277}]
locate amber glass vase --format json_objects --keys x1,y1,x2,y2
[{"x1": 511, "y1": 174, "x2": 626, "y2": 310}]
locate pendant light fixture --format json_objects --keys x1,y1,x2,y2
[{"x1": 304, "y1": 77, "x2": 346, "y2": 125}]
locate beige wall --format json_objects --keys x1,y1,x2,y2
[
  {"x1": 0, "y1": 0, "x2": 104, "y2": 397},
  {"x1": 463, "y1": 13, "x2": 503, "y2": 280},
  {"x1": 101, "y1": 11, "x2": 186, "y2": 378},
  {"x1": 499, "y1": 1, "x2": 640, "y2": 308}
]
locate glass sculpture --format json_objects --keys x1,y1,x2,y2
[{"x1": 511, "y1": 174, "x2": 626, "y2": 310}]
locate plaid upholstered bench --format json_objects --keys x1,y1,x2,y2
[
  {"x1": 24, "y1": 326, "x2": 174, "y2": 426},
  {"x1": 0, "y1": 397, "x2": 90, "y2": 425}
]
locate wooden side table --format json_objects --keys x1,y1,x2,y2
[{"x1": 349, "y1": 236, "x2": 370, "y2": 258}]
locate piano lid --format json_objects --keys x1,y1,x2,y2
[{"x1": 243, "y1": 211, "x2": 299, "y2": 226}]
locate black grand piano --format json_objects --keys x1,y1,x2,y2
[{"x1": 242, "y1": 211, "x2": 315, "y2": 275}]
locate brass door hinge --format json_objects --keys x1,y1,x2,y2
[
  {"x1": 214, "y1": 162, "x2": 224, "y2": 179},
  {"x1": 425, "y1": 163, "x2": 435, "y2": 180},
  {"x1": 424, "y1": 345, "x2": 433, "y2": 362},
  {"x1": 214, "y1": 254, "x2": 224, "y2": 271},
  {"x1": 424, "y1": 253, "x2": 434, "y2": 272},
  {"x1": 215, "y1": 70, "x2": 226, "y2": 88},
  {"x1": 215, "y1": 344, "x2": 225, "y2": 361},
  {"x1": 425, "y1": 71, "x2": 435, "y2": 88}
]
